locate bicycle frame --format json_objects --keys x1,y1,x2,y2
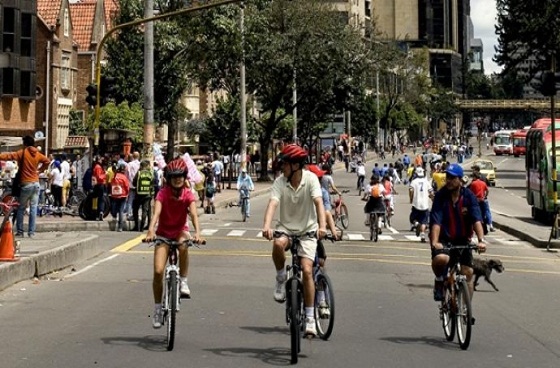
[{"x1": 440, "y1": 243, "x2": 478, "y2": 350}]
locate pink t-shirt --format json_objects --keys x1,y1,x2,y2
[{"x1": 155, "y1": 186, "x2": 196, "y2": 239}]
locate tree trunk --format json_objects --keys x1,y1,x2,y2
[{"x1": 258, "y1": 133, "x2": 272, "y2": 182}]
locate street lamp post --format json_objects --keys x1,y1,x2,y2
[
  {"x1": 376, "y1": 70, "x2": 380, "y2": 147},
  {"x1": 293, "y1": 68, "x2": 297, "y2": 143}
]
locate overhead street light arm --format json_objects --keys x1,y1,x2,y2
[{"x1": 93, "y1": 0, "x2": 243, "y2": 145}]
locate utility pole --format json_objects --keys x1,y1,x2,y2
[
  {"x1": 239, "y1": 1, "x2": 247, "y2": 171},
  {"x1": 293, "y1": 68, "x2": 297, "y2": 144},
  {"x1": 375, "y1": 70, "x2": 380, "y2": 147},
  {"x1": 144, "y1": 0, "x2": 154, "y2": 159}
]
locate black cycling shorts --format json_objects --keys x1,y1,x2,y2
[{"x1": 431, "y1": 245, "x2": 473, "y2": 268}]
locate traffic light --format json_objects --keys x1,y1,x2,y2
[
  {"x1": 85, "y1": 83, "x2": 97, "y2": 107},
  {"x1": 100, "y1": 76, "x2": 117, "y2": 106}
]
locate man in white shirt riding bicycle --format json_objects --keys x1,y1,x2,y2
[
  {"x1": 262, "y1": 144, "x2": 327, "y2": 337},
  {"x1": 236, "y1": 168, "x2": 254, "y2": 217}
]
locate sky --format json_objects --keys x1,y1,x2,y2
[{"x1": 470, "y1": 0, "x2": 502, "y2": 75}]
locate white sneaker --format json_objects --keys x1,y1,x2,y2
[
  {"x1": 318, "y1": 301, "x2": 330, "y2": 319},
  {"x1": 273, "y1": 275, "x2": 286, "y2": 303},
  {"x1": 304, "y1": 317, "x2": 317, "y2": 337},
  {"x1": 420, "y1": 232, "x2": 426, "y2": 243},
  {"x1": 180, "y1": 280, "x2": 191, "y2": 298},
  {"x1": 152, "y1": 308, "x2": 163, "y2": 329}
]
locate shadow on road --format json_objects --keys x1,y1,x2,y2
[
  {"x1": 100, "y1": 335, "x2": 168, "y2": 352},
  {"x1": 380, "y1": 336, "x2": 458, "y2": 350},
  {"x1": 239, "y1": 325, "x2": 289, "y2": 336},
  {"x1": 204, "y1": 346, "x2": 298, "y2": 366}
]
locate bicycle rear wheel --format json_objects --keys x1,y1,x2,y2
[
  {"x1": 369, "y1": 213, "x2": 375, "y2": 241},
  {"x1": 166, "y1": 270, "x2": 178, "y2": 351},
  {"x1": 315, "y1": 273, "x2": 335, "y2": 340},
  {"x1": 338, "y1": 204, "x2": 349, "y2": 229},
  {"x1": 441, "y1": 284, "x2": 455, "y2": 342},
  {"x1": 386, "y1": 211, "x2": 392, "y2": 228},
  {"x1": 289, "y1": 278, "x2": 301, "y2": 364},
  {"x1": 241, "y1": 198, "x2": 247, "y2": 222},
  {"x1": 456, "y1": 279, "x2": 472, "y2": 350}
]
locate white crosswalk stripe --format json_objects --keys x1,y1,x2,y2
[
  {"x1": 196, "y1": 228, "x2": 525, "y2": 244},
  {"x1": 226, "y1": 230, "x2": 246, "y2": 237}
]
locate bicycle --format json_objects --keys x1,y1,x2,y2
[
  {"x1": 357, "y1": 175, "x2": 365, "y2": 197},
  {"x1": 226, "y1": 187, "x2": 251, "y2": 222},
  {"x1": 331, "y1": 190, "x2": 350, "y2": 230},
  {"x1": 144, "y1": 237, "x2": 204, "y2": 351},
  {"x1": 273, "y1": 231, "x2": 336, "y2": 364},
  {"x1": 384, "y1": 198, "x2": 393, "y2": 228},
  {"x1": 439, "y1": 243, "x2": 478, "y2": 350},
  {"x1": 368, "y1": 210, "x2": 386, "y2": 242}
]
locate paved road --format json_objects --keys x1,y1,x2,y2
[{"x1": 2, "y1": 154, "x2": 560, "y2": 367}]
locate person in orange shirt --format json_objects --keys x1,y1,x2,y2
[
  {"x1": 414, "y1": 153, "x2": 423, "y2": 168},
  {"x1": 0, "y1": 135, "x2": 50, "y2": 237}
]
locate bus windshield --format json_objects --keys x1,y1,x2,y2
[
  {"x1": 494, "y1": 136, "x2": 511, "y2": 145},
  {"x1": 513, "y1": 137, "x2": 526, "y2": 147}
]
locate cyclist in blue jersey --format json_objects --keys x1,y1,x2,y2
[{"x1": 429, "y1": 164, "x2": 487, "y2": 306}]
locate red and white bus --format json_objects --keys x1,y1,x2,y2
[
  {"x1": 492, "y1": 130, "x2": 515, "y2": 155},
  {"x1": 512, "y1": 128, "x2": 529, "y2": 157}
]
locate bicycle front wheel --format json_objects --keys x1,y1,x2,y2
[
  {"x1": 289, "y1": 278, "x2": 301, "y2": 364},
  {"x1": 166, "y1": 270, "x2": 178, "y2": 351},
  {"x1": 441, "y1": 284, "x2": 455, "y2": 342},
  {"x1": 315, "y1": 273, "x2": 335, "y2": 340},
  {"x1": 456, "y1": 279, "x2": 472, "y2": 350},
  {"x1": 369, "y1": 213, "x2": 375, "y2": 241},
  {"x1": 242, "y1": 198, "x2": 247, "y2": 222},
  {"x1": 338, "y1": 204, "x2": 349, "y2": 229}
]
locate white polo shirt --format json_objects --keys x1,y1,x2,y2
[
  {"x1": 409, "y1": 176, "x2": 432, "y2": 210},
  {"x1": 270, "y1": 170, "x2": 323, "y2": 235}
]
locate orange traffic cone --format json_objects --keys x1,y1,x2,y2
[{"x1": 0, "y1": 219, "x2": 18, "y2": 262}]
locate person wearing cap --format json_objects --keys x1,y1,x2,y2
[
  {"x1": 429, "y1": 163, "x2": 487, "y2": 304},
  {"x1": 236, "y1": 168, "x2": 255, "y2": 217},
  {"x1": 468, "y1": 170, "x2": 494, "y2": 232},
  {"x1": 408, "y1": 166, "x2": 433, "y2": 242}
]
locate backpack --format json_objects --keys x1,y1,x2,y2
[
  {"x1": 370, "y1": 185, "x2": 381, "y2": 198},
  {"x1": 205, "y1": 181, "x2": 216, "y2": 197},
  {"x1": 136, "y1": 169, "x2": 154, "y2": 196}
]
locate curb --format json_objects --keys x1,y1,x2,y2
[
  {"x1": 491, "y1": 213, "x2": 559, "y2": 249},
  {"x1": 0, "y1": 234, "x2": 99, "y2": 291}
]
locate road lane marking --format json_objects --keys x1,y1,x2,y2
[
  {"x1": 347, "y1": 233, "x2": 365, "y2": 241},
  {"x1": 201, "y1": 229, "x2": 219, "y2": 236},
  {"x1": 64, "y1": 254, "x2": 120, "y2": 279},
  {"x1": 227, "y1": 230, "x2": 246, "y2": 236},
  {"x1": 111, "y1": 234, "x2": 144, "y2": 252}
]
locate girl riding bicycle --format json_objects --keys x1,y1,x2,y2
[{"x1": 144, "y1": 158, "x2": 203, "y2": 329}]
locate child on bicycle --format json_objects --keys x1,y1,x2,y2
[
  {"x1": 363, "y1": 175, "x2": 387, "y2": 231},
  {"x1": 144, "y1": 158, "x2": 203, "y2": 329},
  {"x1": 236, "y1": 168, "x2": 254, "y2": 216},
  {"x1": 262, "y1": 144, "x2": 327, "y2": 338}
]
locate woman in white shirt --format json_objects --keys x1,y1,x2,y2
[{"x1": 49, "y1": 160, "x2": 64, "y2": 208}]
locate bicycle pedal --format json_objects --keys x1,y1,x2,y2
[{"x1": 180, "y1": 293, "x2": 191, "y2": 299}]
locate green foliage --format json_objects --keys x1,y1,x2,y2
[
  {"x1": 69, "y1": 110, "x2": 88, "y2": 136},
  {"x1": 104, "y1": 0, "x2": 191, "y2": 156},
  {"x1": 495, "y1": 0, "x2": 560, "y2": 72},
  {"x1": 87, "y1": 102, "x2": 144, "y2": 141},
  {"x1": 465, "y1": 71, "x2": 493, "y2": 99}
]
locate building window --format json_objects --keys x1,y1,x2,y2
[
  {"x1": 2, "y1": 7, "x2": 17, "y2": 53},
  {"x1": 20, "y1": 13, "x2": 33, "y2": 56},
  {"x1": 61, "y1": 53, "x2": 71, "y2": 90},
  {"x1": 64, "y1": 8, "x2": 69, "y2": 37}
]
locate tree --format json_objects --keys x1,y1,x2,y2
[
  {"x1": 87, "y1": 102, "x2": 144, "y2": 142},
  {"x1": 104, "y1": 0, "x2": 191, "y2": 157},
  {"x1": 495, "y1": 0, "x2": 560, "y2": 73},
  {"x1": 179, "y1": 0, "x2": 370, "y2": 180}
]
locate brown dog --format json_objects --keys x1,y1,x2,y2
[{"x1": 473, "y1": 258, "x2": 504, "y2": 291}]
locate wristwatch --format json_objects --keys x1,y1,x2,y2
[{"x1": 478, "y1": 237, "x2": 487, "y2": 244}]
